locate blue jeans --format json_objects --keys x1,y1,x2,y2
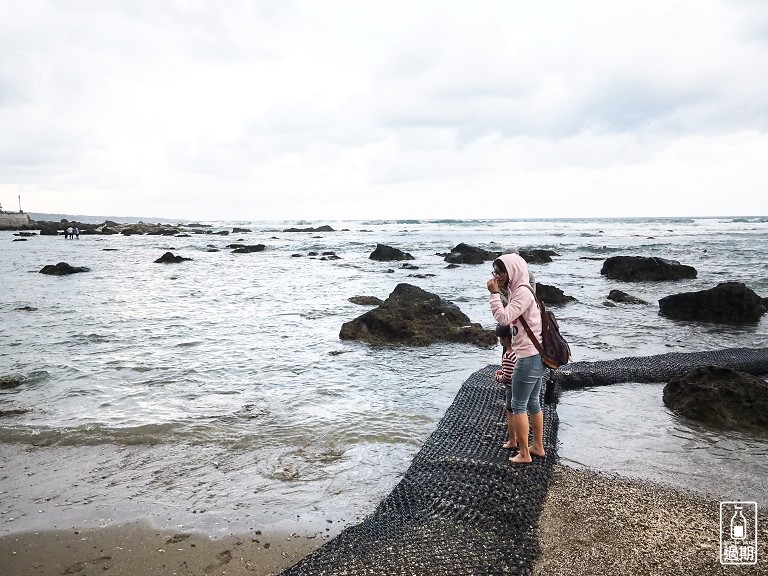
[{"x1": 510, "y1": 354, "x2": 545, "y2": 415}]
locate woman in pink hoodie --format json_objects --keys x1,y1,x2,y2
[{"x1": 487, "y1": 253, "x2": 546, "y2": 464}]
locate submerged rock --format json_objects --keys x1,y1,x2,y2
[
  {"x1": 659, "y1": 282, "x2": 766, "y2": 323},
  {"x1": 339, "y1": 283, "x2": 495, "y2": 347},
  {"x1": 601, "y1": 256, "x2": 697, "y2": 281},
  {"x1": 607, "y1": 290, "x2": 648, "y2": 304},
  {"x1": 39, "y1": 262, "x2": 90, "y2": 275},
  {"x1": 232, "y1": 244, "x2": 265, "y2": 254},
  {"x1": 663, "y1": 366, "x2": 768, "y2": 431},
  {"x1": 369, "y1": 244, "x2": 414, "y2": 261},
  {"x1": 154, "y1": 252, "x2": 192, "y2": 264},
  {"x1": 349, "y1": 296, "x2": 384, "y2": 306}
]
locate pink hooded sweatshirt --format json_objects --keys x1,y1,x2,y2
[{"x1": 489, "y1": 253, "x2": 542, "y2": 359}]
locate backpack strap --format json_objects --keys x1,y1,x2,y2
[{"x1": 515, "y1": 284, "x2": 545, "y2": 353}]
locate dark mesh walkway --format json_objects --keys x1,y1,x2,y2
[
  {"x1": 279, "y1": 365, "x2": 559, "y2": 576},
  {"x1": 554, "y1": 346, "x2": 768, "y2": 389},
  {"x1": 279, "y1": 346, "x2": 768, "y2": 575}
]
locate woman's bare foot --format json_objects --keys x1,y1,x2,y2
[
  {"x1": 530, "y1": 446, "x2": 546, "y2": 458},
  {"x1": 502, "y1": 440, "x2": 518, "y2": 450},
  {"x1": 509, "y1": 453, "x2": 532, "y2": 464}
]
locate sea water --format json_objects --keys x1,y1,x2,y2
[{"x1": 1, "y1": 216, "x2": 767, "y2": 535}]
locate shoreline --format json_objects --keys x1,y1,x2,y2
[{"x1": 2, "y1": 463, "x2": 765, "y2": 575}]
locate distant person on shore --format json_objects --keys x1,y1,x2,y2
[
  {"x1": 487, "y1": 253, "x2": 546, "y2": 464},
  {"x1": 65, "y1": 226, "x2": 73, "y2": 240},
  {"x1": 494, "y1": 324, "x2": 518, "y2": 450},
  {"x1": 74, "y1": 227, "x2": 80, "y2": 239}
]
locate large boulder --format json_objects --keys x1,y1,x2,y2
[
  {"x1": 663, "y1": 366, "x2": 768, "y2": 431},
  {"x1": 283, "y1": 225, "x2": 335, "y2": 232},
  {"x1": 601, "y1": 256, "x2": 697, "y2": 281},
  {"x1": 369, "y1": 244, "x2": 414, "y2": 261},
  {"x1": 659, "y1": 282, "x2": 767, "y2": 323},
  {"x1": 39, "y1": 262, "x2": 90, "y2": 275},
  {"x1": 444, "y1": 243, "x2": 499, "y2": 265},
  {"x1": 536, "y1": 283, "x2": 576, "y2": 305},
  {"x1": 339, "y1": 283, "x2": 496, "y2": 347}
]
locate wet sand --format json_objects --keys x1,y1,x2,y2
[
  {"x1": 0, "y1": 522, "x2": 323, "y2": 576},
  {"x1": 3, "y1": 462, "x2": 766, "y2": 575}
]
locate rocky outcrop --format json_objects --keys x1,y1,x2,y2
[
  {"x1": 0, "y1": 376, "x2": 24, "y2": 389},
  {"x1": 349, "y1": 296, "x2": 384, "y2": 306},
  {"x1": 339, "y1": 283, "x2": 496, "y2": 347},
  {"x1": 601, "y1": 256, "x2": 697, "y2": 281},
  {"x1": 154, "y1": 252, "x2": 192, "y2": 263},
  {"x1": 283, "y1": 225, "x2": 335, "y2": 233},
  {"x1": 607, "y1": 290, "x2": 648, "y2": 304},
  {"x1": 232, "y1": 227, "x2": 252, "y2": 233},
  {"x1": 519, "y1": 249, "x2": 557, "y2": 264},
  {"x1": 659, "y1": 282, "x2": 766, "y2": 323},
  {"x1": 39, "y1": 262, "x2": 91, "y2": 275},
  {"x1": 370, "y1": 244, "x2": 414, "y2": 261},
  {"x1": 536, "y1": 284, "x2": 576, "y2": 305},
  {"x1": 444, "y1": 243, "x2": 499, "y2": 265},
  {"x1": 232, "y1": 244, "x2": 265, "y2": 254},
  {"x1": 663, "y1": 366, "x2": 768, "y2": 431}
]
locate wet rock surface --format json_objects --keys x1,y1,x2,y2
[
  {"x1": 339, "y1": 283, "x2": 495, "y2": 346},
  {"x1": 659, "y1": 282, "x2": 767, "y2": 323},
  {"x1": 39, "y1": 262, "x2": 91, "y2": 275},
  {"x1": 154, "y1": 252, "x2": 192, "y2": 263},
  {"x1": 663, "y1": 366, "x2": 768, "y2": 431},
  {"x1": 369, "y1": 244, "x2": 414, "y2": 261},
  {"x1": 607, "y1": 289, "x2": 648, "y2": 304},
  {"x1": 601, "y1": 256, "x2": 697, "y2": 281}
]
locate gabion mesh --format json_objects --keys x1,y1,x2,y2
[
  {"x1": 279, "y1": 365, "x2": 559, "y2": 576},
  {"x1": 553, "y1": 346, "x2": 768, "y2": 389}
]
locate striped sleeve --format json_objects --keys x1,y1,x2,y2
[{"x1": 499, "y1": 350, "x2": 517, "y2": 383}]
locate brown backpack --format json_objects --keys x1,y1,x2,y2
[{"x1": 516, "y1": 285, "x2": 572, "y2": 370}]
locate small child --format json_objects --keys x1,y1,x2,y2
[{"x1": 494, "y1": 324, "x2": 518, "y2": 450}]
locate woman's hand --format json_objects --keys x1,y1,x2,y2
[{"x1": 487, "y1": 278, "x2": 499, "y2": 293}]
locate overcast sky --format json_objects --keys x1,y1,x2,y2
[{"x1": 1, "y1": 1, "x2": 767, "y2": 221}]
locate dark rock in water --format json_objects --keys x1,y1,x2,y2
[
  {"x1": 369, "y1": 244, "x2": 414, "y2": 261},
  {"x1": 14, "y1": 231, "x2": 36, "y2": 237},
  {"x1": 0, "y1": 376, "x2": 24, "y2": 389},
  {"x1": 607, "y1": 290, "x2": 648, "y2": 304},
  {"x1": 349, "y1": 296, "x2": 384, "y2": 306},
  {"x1": 519, "y1": 249, "x2": 557, "y2": 264},
  {"x1": 601, "y1": 256, "x2": 697, "y2": 281},
  {"x1": 339, "y1": 283, "x2": 496, "y2": 347},
  {"x1": 444, "y1": 243, "x2": 499, "y2": 265},
  {"x1": 38, "y1": 227, "x2": 59, "y2": 236},
  {"x1": 39, "y1": 262, "x2": 91, "y2": 275},
  {"x1": 283, "y1": 225, "x2": 335, "y2": 233},
  {"x1": 0, "y1": 408, "x2": 30, "y2": 417},
  {"x1": 12, "y1": 238, "x2": 27, "y2": 242},
  {"x1": 401, "y1": 263, "x2": 418, "y2": 270},
  {"x1": 663, "y1": 366, "x2": 768, "y2": 431},
  {"x1": 232, "y1": 244, "x2": 265, "y2": 254},
  {"x1": 445, "y1": 263, "x2": 460, "y2": 269},
  {"x1": 15, "y1": 306, "x2": 37, "y2": 311},
  {"x1": 154, "y1": 252, "x2": 192, "y2": 263},
  {"x1": 659, "y1": 282, "x2": 767, "y2": 323},
  {"x1": 232, "y1": 227, "x2": 252, "y2": 233},
  {"x1": 536, "y1": 284, "x2": 576, "y2": 305}
]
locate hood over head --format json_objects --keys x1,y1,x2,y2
[{"x1": 494, "y1": 252, "x2": 530, "y2": 292}]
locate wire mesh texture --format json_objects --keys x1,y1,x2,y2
[
  {"x1": 279, "y1": 347, "x2": 768, "y2": 575},
  {"x1": 554, "y1": 347, "x2": 768, "y2": 390},
  {"x1": 279, "y1": 364, "x2": 559, "y2": 576}
]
